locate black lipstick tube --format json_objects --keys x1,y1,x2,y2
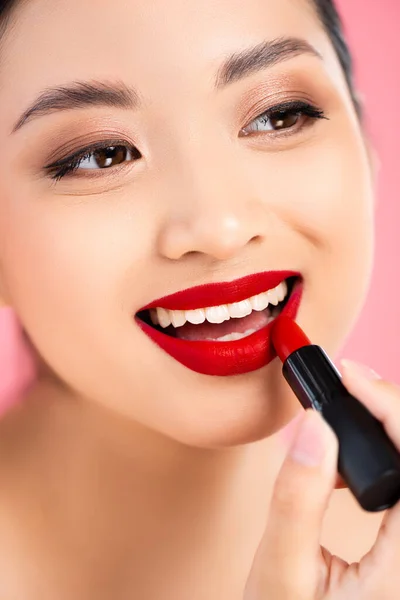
[{"x1": 284, "y1": 345, "x2": 400, "y2": 512}]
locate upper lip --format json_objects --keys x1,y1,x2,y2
[{"x1": 139, "y1": 270, "x2": 300, "y2": 311}]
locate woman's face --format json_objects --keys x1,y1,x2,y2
[{"x1": 0, "y1": 0, "x2": 374, "y2": 447}]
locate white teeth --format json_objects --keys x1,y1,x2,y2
[
  {"x1": 267, "y1": 288, "x2": 279, "y2": 306},
  {"x1": 170, "y1": 309, "x2": 186, "y2": 328},
  {"x1": 228, "y1": 299, "x2": 253, "y2": 319},
  {"x1": 267, "y1": 281, "x2": 288, "y2": 306},
  {"x1": 153, "y1": 279, "x2": 290, "y2": 328},
  {"x1": 157, "y1": 307, "x2": 172, "y2": 328},
  {"x1": 208, "y1": 328, "x2": 258, "y2": 342},
  {"x1": 205, "y1": 305, "x2": 230, "y2": 324},
  {"x1": 250, "y1": 292, "x2": 269, "y2": 312},
  {"x1": 277, "y1": 280, "x2": 288, "y2": 301},
  {"x1": 185, "y1": 309, "x2": 206, "y2": 325}
]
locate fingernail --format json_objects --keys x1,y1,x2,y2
[
  {"x1": 341, "y1": 359, "x2": 381, "y2": 381},
  {"x1": 289, "y1": 410, "x2": 328, "y2": 467}
]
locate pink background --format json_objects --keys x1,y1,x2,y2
[{"x1": 336, "y1": 1, "x2": 400, "y2": 380}]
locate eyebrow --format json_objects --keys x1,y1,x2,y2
[
  {"x1": 11, "y1": 80, "x2": 141, "y2": 133},
  {"x1": 11, "y1": 37, "x2": 321, "y2": 133},
  {"x1": 215, "y1": 37, "x2": 322, "y2": 88}
]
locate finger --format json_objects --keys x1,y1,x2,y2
[
  {"x1": 366, "y1": 502, "x2": 400, "y2": 571},
  {"x1": 341, "y1": 359, "x2": 400, "y2": 449},
  {"x1": 278, "y1": 412, "x2": 346, "y2": 490},
  {"x1": 0, "y1": 308, "x2": 36, "y2": 413},
  {"x1": 245, "y1": 410, "x2": 338, "y2": 599},
  {"x1": 341, "y1": 361, "x2": 400, "y2": 578}
]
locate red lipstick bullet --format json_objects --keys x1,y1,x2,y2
[{"x1": 272, "y1": 316, "x2": 400, "y2": 512}]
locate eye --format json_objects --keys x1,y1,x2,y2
[
  {"x1": 80, "y1": 146, "x2": 134, "y2": 169},
  {"x1": 45, "y1": 141, "x2": 142, "y2": 181},
  {"x1": 240, "y1": 100, "x2": 326, "y2": 136}
]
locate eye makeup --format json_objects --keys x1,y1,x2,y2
[
  {"x1": 240, "y1": 99, "x2": 327, "y2": 137},
  {"x1": 44, "y1": 138, "x2": 141, "y2": 181},
  {"x1": 42, "y1": 97, "x2": 327, "y2": 182},
  {"x1": 32, "y1": 64, "x2": 334, "y2": 183}
]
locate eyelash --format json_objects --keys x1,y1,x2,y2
[
  {"x1": 240, "y1": 100, "x2": 326, "y2": 136},
  {"x1": 44, "y1": 100, "x2": 326, "y2": 182},
  {"x1": 45, "y1": 139, "x2": 142, "y2": 182}
]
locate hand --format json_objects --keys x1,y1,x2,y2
[
  {"x1": 244, "y1": 360, "x2": 400, "y2": 599},
  {"x1": 0, "y1": 307, "x2": 36, "y2": 415}
]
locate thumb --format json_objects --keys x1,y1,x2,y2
[{"x1": 245, "y1": 410, "x2": 338, "y2": 600}]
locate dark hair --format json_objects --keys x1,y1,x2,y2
[
  {"x1": 0, "y1": 0, "x2": 20, "y2": 39},
  {"x1": 313, "y1": 0, "x2": 361, "y2": 117},
  {"x1": 0, "y1": 0, "x2": 360, "y2": 115}
]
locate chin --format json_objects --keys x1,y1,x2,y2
[
  {"x1": 154, "y1": 384, "x2": 301, "y2": 450},
  {"x1": 171, "y1": 414, "x2": 294, "y2": 450}
]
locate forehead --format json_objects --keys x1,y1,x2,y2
[
  {"x1": 0, "y1": 0, "x2": 344, "y2": 113},
  {"x1": 2, "y1": 0, "x2": 332, "y2": 71}
]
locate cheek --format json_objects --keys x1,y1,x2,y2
[
  {"x1": 297, "y1": 146, "x2": 373, "y2": 253},
  {"x1": 250, "y1": 126, "x2": 374, "y2": 350},
  {"x1": 0, "y1": 190, "x2": 153, "y2": 380},
  {"x1": 301, "y1": 143, "x2": 374, "y2": 351},
  {"x1": 297, "y1": 133, "x2": 374, "y2": 349}
]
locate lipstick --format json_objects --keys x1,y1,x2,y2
[{"x1": 271, "y1": 316, "x2": 400, "y2": 512}]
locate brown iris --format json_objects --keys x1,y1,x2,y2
[
  {"x1": 93, "y1": 146, "x2": 131, "y2": 168},
  {"x1": 269, "y1": 112, "x2": 299, "y2": 130}
]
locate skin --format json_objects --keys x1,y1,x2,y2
[{"x1": 0, "y1": 0, "x2": 392, "y2": 597}]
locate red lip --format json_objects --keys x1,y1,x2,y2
[
  {"x1": 136, "y1": 272, "x2": 303, "y2": 377},
  {"x1": 140, "y1": 270, "x2": 299, "y2": 311}
]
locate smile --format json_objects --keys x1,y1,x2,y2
[{"x1": 136, "y1": 270, "x2": 303, "y2": 376}]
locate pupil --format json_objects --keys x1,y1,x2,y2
[
  {"x1": 272, "y1": 113, "x2": 299, "y2": 130},
  {"x1": 95, "y1": 146, "x2": 126, "y2": 168}
]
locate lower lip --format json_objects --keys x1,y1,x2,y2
[{"x1": 136, "y1": 280, "x2": 303, "y2": 377}]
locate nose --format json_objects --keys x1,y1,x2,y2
[{"x1": 156, "y1": 147, "x2": 265, "y2": 262}]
